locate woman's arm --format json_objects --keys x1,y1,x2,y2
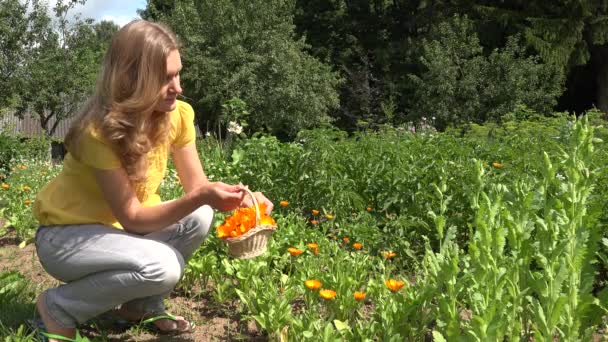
[
  {"x1": 171, "y1": 143, "x2": 208, "y2": 194},
  {"x1": 95, "y1": 145, "x2": 244, "y2": 235},
  {"x1": 172, "y1": 143, "x2": 275, "y2": 214}
]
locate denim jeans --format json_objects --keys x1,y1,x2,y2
[{"x1": 35, "y1": 205, "x2": 214, "y2": 328}]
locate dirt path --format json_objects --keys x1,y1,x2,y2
[{"x1": 0, "y1": 231, "x2": 266, "y2": 342}]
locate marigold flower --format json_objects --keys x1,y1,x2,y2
[
  {"x1": 280, "y1": 200, "x2": 289, "y2": 207},
  {"x1": 312, "y1": 248, "x2": 319, "y2": 255},
  {"x1": 385, "y1": 279, "x2": 406, "y2": 292},
  {"x1": 319, "y1": 289, "x2": 337, "y2": 300},
  {"x1": 352, "y1": 242, "x2": 363, "y2": 250},
  {"x1": 307, "y1": 243, "x2": 318, "y2": 249},
  {"x1": 1, "y1": 183, "x2": 8, "y2": 189},
  {"x1": 366, "y1": 207, "x2": 373, "y2": 212},
  {"x1": 492, "y1": 162, "x2": 503, "y2": 168},
  {"x1": 288, "y1": 247, "x2": 303, "y2": 256},
  {"x1": 383, "y1": 251, "x2": 397, "y2": 259},
  {"x1": 310, "y1": 219, "x2": 319, "y2": 225},
  {"x1": 24, "y1": 200, "x2": 32, "y2": 205},
  {"x1": 22, "y1": 186, "x2": 30, "y2": 191},
  {"x1": 354, "y1": 291, "x2": 366, "y2": 301},
  {"x1": 312, "y1": 209, "x2": 319, "y2": 215},
  {"x1": 216, "y1": 203, "x2": 275, "y2": 239},
  {"x1": 305, "y1": 279, "x2": 322, "y2": 290},
  {"x1": 325, "y1": 214, "x2": 334, "y2": 220},
  {"x1": 342, "y1": 236, "x2": 349, "y2": 243},
  {"x1": 18, "y1": 164, "x2": 26, "y2": 169}
]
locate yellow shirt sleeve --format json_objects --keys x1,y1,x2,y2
[
  {"x1": 172, "y1": 101, "x2": 196, "y2": 148},
  {"x1": 78, "y1": 128, "x2": 121, "y2": 170}
]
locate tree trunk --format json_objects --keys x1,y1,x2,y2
[{"x1": 593, "y1": 45, "x2": 608, "y2": 116}]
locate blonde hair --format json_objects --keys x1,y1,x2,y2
[{"x1": 65, "y1": 20, "x2": 179, "y2": 181}]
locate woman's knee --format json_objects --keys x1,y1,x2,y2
[
  {"x1": 139, "y1": 245, "x2": 184, "y2": 291},
  {"x1": 183, "y1": 205, "x2": 214, "y2": 242}
]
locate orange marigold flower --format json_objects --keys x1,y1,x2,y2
[
  {"x1": 312, "y1": 209, "x2": 319, "y2": 215},
  {"x1": 310, "y1": 219, "x2": 319, "y2": 225},
  {"x1": 354, "y1": 291, "x2": 366, "y2": 301},
  {"x1": 280, "y1": 200, "x2": 289, "y2": 207},
  {"x1": 216, "y1": 204, "x2": 275, "y2": 239},
  {"x1": 312, "y1": 248, "x2": 319, "y2": 255},
  {"x1": 22, "y1": 186, "x2": 30, "y2": 191},
  {"x1": 260, "y1": 216, "x2": 276, "y2": 225},
  {"x1": 342, "y1": 236, "x2": 349, "y2": 243},
  {"x1": 492, "y1": 162, "x2": 503, "y2": 168},
  {"x1": 325, "y1": 214, "x2": 334, "y2": 220},
  {"x1": 24, "y1": 200, "x2": 32, "y2": 205},
  {"x1": 383, "y1": 251, "x2": 397, "y2": 259},
  {"x1": 305, "y1": 279, "x2": 322, "y2": 290},
  {"x1": 18, "y1": 164, "x2": 26, "y2": 169},
  {"x1": 319, "y1": 289, "x2": 337, "y2": 300},
  {"x1": 1, "y1": 183, "x2": 8, "y2": 189},
  {"x1": 288, "y1": 247, "x2": 303, "y2": 256},
  {"x1": 352, "y1": 242, "x2": 363, "y2": 250},
  {"x1": 385, "y1": 279, "x2": 406, "y2": 292},
  {"x1": 307, "y1": 243, "x2": 318, "y2": 249},
  {"x1": 366, "y1": 207, "x2": 373, "y2": 212}
]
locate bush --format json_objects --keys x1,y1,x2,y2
[
  {"x1": 0, "y1": 132, "x2": 50, "y2": 179},
  {"x1": 408, "y1": 15, "x2": 565, "y2": 130}
]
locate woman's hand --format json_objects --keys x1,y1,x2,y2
[
  {"x1": 240, "y1": 187, "x2": 274, "y2": 215},
  {"x1": 195, "y1": 182, "x2": 246, "y2": 212}
]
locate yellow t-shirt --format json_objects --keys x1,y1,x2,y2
[{"x1": 33, "y1": 100, "x2": 196, "y2": 229}]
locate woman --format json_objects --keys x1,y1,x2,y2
[{"x1": 32, "y1": 20, "x2": 273, "y2": 341}]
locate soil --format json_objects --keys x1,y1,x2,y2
[{"x1": 0, "y1": 227, "x2": 267, "y2": 342}]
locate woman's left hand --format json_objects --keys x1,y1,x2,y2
[{"x1": 241, "y1": 187, "x2": 274, "y2": 215}]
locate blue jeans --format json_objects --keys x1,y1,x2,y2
[{"x1": 35, "y1": 205, "x2": 214, "y2": 328}]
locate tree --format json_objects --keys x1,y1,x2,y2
[
  {"x1": 140, "y1": 0, "x2": 341, "y2": 139},
  {"x1": 471, "y1": 0, "x2": 608, "y2": 113},
  {"x1": 409, "y1": 15, "x2": 564, "y2": 130},
  {"x1": 0, "y1": 0, "x2": 31, "y2": 110},
  {"x1": 12, "y1": 0, "x2": 118, "y2": 137}
]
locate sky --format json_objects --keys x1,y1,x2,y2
[{"x1": 50, "y1": 0, "x2": 148, "y2": 27}]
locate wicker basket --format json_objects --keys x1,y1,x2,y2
[{"x1": 224, "y1": 188, "x2": 277, "y2": 259}]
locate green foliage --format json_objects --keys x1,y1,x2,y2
[
  {"x1": 0, "y1": 133, "x2": 50, "y2": 179},
  {"x1": 0, "y1": 160, "x2": 61, "y2": 241},
  {"x1": 141, "y1": 0, "x2": 341, "y2": 139},
  {"x1": 409, "y1": 15, "x2": 565, "y2": 130},
  {"x1": 11, "y1": 0, "x2": 118, "y2": 137}
]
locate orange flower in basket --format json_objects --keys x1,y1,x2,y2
[{"x1": 217, "y1": 203, "x2": 274, "y2": 239}]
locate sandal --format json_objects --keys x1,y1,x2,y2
[
  {"x1": 140, "y1": 313, "x2": 196, "y2": 335},
  {"x1": 27, "y1": 318, "x2": 90, "y2": 342}
]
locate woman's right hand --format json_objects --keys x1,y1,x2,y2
[{"x1": 196, "y1": 182, "x2": 245, "y2": 211}]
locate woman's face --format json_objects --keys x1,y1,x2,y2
[{"x1": 156, "y1": 49, "x2": 182, "y2": 113}]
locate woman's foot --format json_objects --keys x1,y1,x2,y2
[
  {"x1": 36, "y1": 291, "x2": 77, "y2": 342},
  {"x1": 115, "y1": 306, "x2": 193, "y2": 334}
]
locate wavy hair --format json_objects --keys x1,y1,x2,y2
[{"x1": 65, "y1": 20, "x2": 179, "y2": 181}]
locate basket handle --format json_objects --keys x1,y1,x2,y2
[{"x1": 242, "y1": 187, "x2": 261, "y2": 225}]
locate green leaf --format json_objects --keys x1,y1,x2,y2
[
  {"x1": 333, "y1": 319, "x2": 350, "y2": 332},
  {"x1": 432, "y1": 330, "x2": 447, "y2": 342}
]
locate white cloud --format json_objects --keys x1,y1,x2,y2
[{"x1": 45, "y1": 0, "x2": 147, "y2": 27}]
